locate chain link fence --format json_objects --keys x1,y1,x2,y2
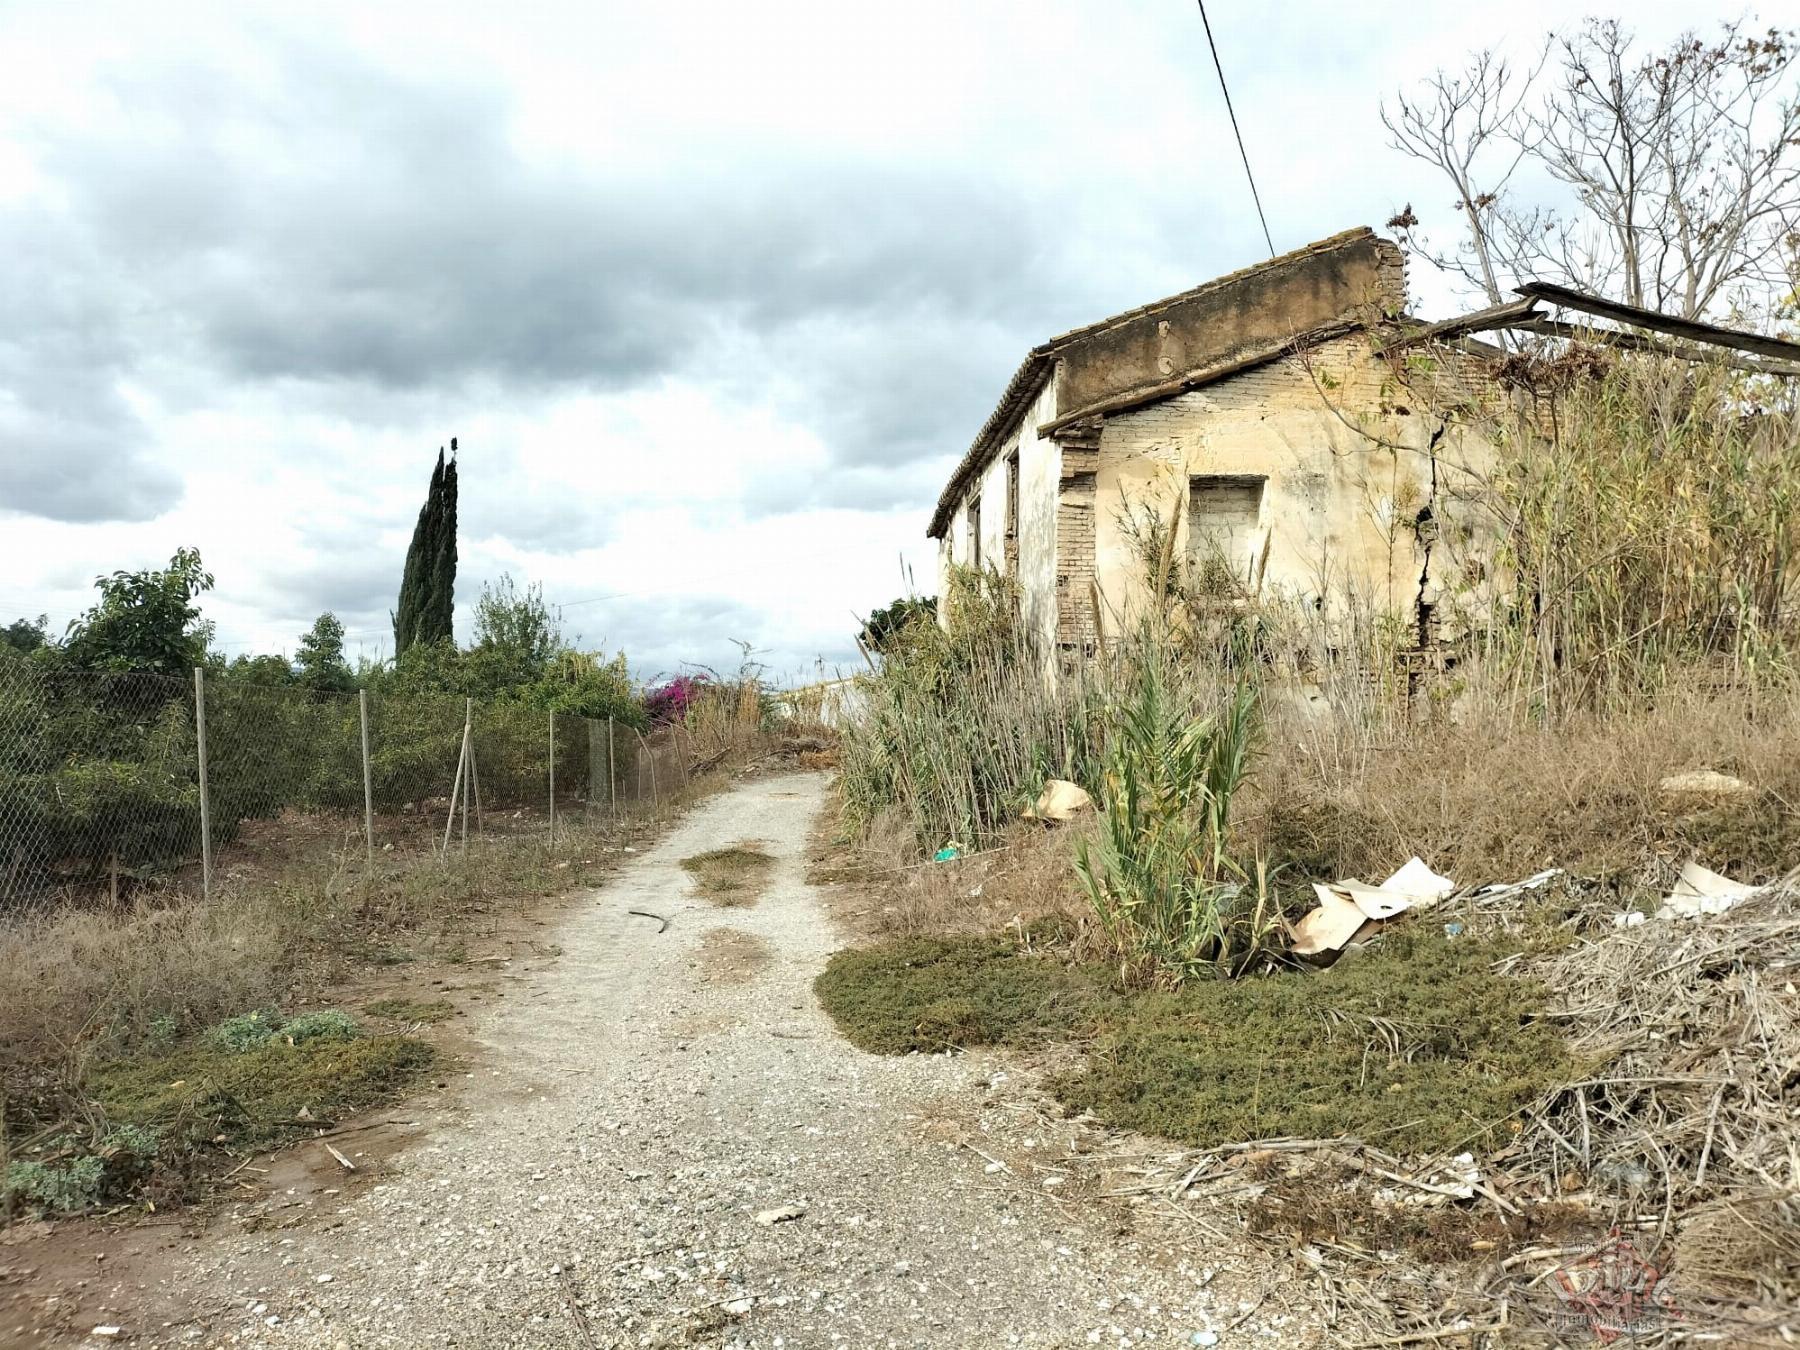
[{"x1": 0, "y1": 656, "x2": 693, "y2": 907}]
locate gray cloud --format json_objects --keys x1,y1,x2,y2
[
  {"x1": 3, "y1": 38, "x2": 1170, "y2": 530},
  {"x1": 0, "y1": 213, "x2": 183, "y2": 522}
]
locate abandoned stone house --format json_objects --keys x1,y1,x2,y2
[{"x1": 927, "y1": 227, "x2": 1479, "y2": 653}]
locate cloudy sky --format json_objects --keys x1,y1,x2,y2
[{"x1": 0, "y1": 0, "x2": 1706, "y2": 681}]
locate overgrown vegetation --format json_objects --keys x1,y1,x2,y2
[
  {"x1": 815, "y1": 929, "x2": 1570, "y2": 1153},
  {"x1": 363, "y1": 997, "x2": 457, "y2": 1024},
  {"x1": 816, "y1": 931, "x2": 1114, "y2": 1054},
  {"x1": 680, "y1": 844, "x2": 774, "y2": 906},
  {"x1": 0, "y1": 785, "x2": 707, "y2": 1182},
  {"x1": 839, "y1": 568, "x2": 1105, "y2": 854},
  {"x1": 841, "y1": 354, "x2": 1800, "y2": 943},
  {"x1": 826, "y1": 347, "x2": 1800, "y2": 1306},
  {"x1": 1076, "y1": 661, "x2": 1277, "y2": 982},
  {"x1": 2, "y1": 1007, "x2": 430, "y2": 1216},
  {"x1": 0, "y1": 554, "x2": 655, "y2": 901}
]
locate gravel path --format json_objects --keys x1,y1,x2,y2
[{"x1": 136, "y1": 772, "x2": 1258, "y2": 1348}]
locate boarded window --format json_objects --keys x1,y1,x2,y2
[
  {"x1": 1188, "y1": 475, "x2": 1265, "y2": 584},
  {"x1": 966, "y1": 496, "x2": 982, "y2": 568},
  {"x1": 1004, "y1": 451, "x2": 1021, "y2": 575}
]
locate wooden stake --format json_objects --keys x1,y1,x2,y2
[
  {"x1": 441, "y1": 705, "x2": 471, "y2": 860},
  {"x1": 469, "y1": 734, "x2": 484, "y2": 834}
]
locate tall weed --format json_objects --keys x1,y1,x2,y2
[
  {"x1": 838, "y1": 567, "x2": 1103, "y2": 851},
  {"x1": 1075, "y1": 657, "x2": 1278, "y2": 982}
]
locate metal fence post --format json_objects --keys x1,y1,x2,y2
[
  {"x1": 547, "y1": 710, "x2": 556, "y2": 844},
  {"x1": 468, "y1": 719, "x2": 483, "y2": 834},
  {"x1": 607, "y1": 716, "x2": 616, "y2": 819},
  {"x1": 588, "y1": 719, "x2": 600, "y2": 818},
  {"x1": 359, "y1": 689, "x2": 374, "y2": 870},
  {"x1": 194, "y1": 667, "x2": 212, "y2": 900},
  {"x1": 460, "y1": 697, "x2": 472, "y2": 854}
]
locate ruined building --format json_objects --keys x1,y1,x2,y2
[{"x1": 927, "y1": 227, "x2": 1476, "y2": 653}]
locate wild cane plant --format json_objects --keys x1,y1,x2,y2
[{"x1": 1074, "y1": 654, "x2": 1279, "y2": 984}]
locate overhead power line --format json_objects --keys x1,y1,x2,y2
[{"x1": 1195, "y1": 0, "x2": 1275, "y2": 257}]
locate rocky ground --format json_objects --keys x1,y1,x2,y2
[{"x1": 24, "y1": 772, "x2": 1318, "y2": 1349}]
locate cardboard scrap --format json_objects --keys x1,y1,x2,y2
[
  {"x1": 1021, "y1": 779, "x2": 1093, "y2": 823},
  {"x1": 1289, "y1": 857, "x2": 1458, "y2": 956},
  {"x1": 1658, "y1": 860, "x2": 1761, "y2": 920},
  {"x1": 1291, "y1": 886, "x2": 1370, "y2": 956},
  {"x1": 1380, "y1": 857, "x2": 1457, "y2": 907}
]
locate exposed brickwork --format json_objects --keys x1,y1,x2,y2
[{"x1": 1053, "y1": 417, "x2": 1102, "y2": 647}]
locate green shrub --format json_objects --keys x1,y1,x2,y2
[
  {"x1": 280, "y1": 1010, "x2": 360, "y2": 1044},
  {"x1": 818, "y1": 929, "x2": 1572, "y2": 1156},
  {"x1": 838, "y1": 566, "x2": 1105, "y2": 852},
  {"x1": 1, "y1": 1125, "x2": 157, "y2": 1216},
  {"x1": 3, "y1": 1155, "x2": 105, "y2": 1214},
  {"x1": 87, "y1": 1033, "x2": 434, "y2": 1152},
  {"x1": 363, "y1": 998, "x2": 456, "y2": 1024},
  {"x1": 209, "y1": 1010, "x2": 282, "y2": 1053},
  {"x1": 1056, "y1": 934, "x2": 1573, "y2": 1154}
]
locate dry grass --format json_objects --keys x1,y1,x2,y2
[
  {"x1": 1510, "y1": 885, "x2": 1800, "y2": 1317},
  {"x1": 0, "y1": 767, "x2": 731, "y2": 1142},
  {"x1": 1248, "y1": 680, "x2": 1800, "y2": 893},
  {"x1": 814, "y1": 808, "x2": 1093, "y2": 943},
  {"x1": 679, "y1": 843, "x2": 774, "y2": 906}
]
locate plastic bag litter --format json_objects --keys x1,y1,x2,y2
[{"x1": 1020, "y1": 779, "x2": 1093, "y2": 823}]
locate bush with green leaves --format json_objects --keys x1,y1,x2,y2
[
  {"x1": 1074, "y1": 657, "x2": 1279, "y2": 983},
  {"x1": 280, "y1": 1010, "x2": 360, "y2": 1045},
  {"x1": 2, "y1": 1125, "x2": 160, "y2": 1216},
  {"x1": 210, "y1": 1009, "x2": 284, "y2": 1053}
]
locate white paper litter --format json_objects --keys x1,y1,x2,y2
[
  {"x1": 1381, "y1": 856, "x2": 1457, "y2": 906},
  {"x1": 1657, "y1": 859, "x2": 1762, "y2": 920},
  {"x1": 1290, "y1": 858, "x2": 1457, "y2": 953}
]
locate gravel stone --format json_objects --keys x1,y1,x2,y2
[{"x1": 131, "y1": 773, "x2": 1299, "y2": 1346}]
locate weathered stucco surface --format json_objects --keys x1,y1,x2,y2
[
  {"x1": 1088, "y1": 335, "x2": 1488, "y2": 635},
  {"x1": 944, "y1": 372, "x2": 1061, "y2": 650},
  {"x1": 1049, "y1": 230, "x2": 1402, "y2": 423},
  {"x1": 929, "y1": 227, "x2": 1493, "y2": 651}
]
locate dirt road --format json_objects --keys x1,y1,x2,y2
[{"x1": 71, "y1": 773, "x2": 1262, "y2": 1348}]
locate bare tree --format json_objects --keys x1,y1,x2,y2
[
  {"x1": 1382, "y1": 49, "x2": 1544, "y2": 307},
  {"x1": 1385, "y1": 18, "x2": 1800, "y2": 326}
]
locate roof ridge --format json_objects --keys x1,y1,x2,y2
[{"x1": 1037, "y1": 226, "x2": 1378, "y2": 353}]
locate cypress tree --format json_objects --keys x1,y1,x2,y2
[{"x1": 393, "y1": 440, "x2": 459, "y2": 656}]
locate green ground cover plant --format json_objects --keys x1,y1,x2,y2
[{"x1": 816, "y1": 929, "x2": 1571, "y2": 1154}]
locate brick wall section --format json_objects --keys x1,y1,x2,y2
[{"x1": 1053, "y1": 417, "x2": 1102, "y2": 646}]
